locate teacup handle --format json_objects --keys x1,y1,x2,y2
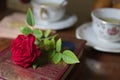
[{"x1": 40, "y1": 5, "x2": 49, "y2": 20}]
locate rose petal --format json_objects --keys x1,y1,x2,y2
[{"x1": 11, "y1": 34, "x2": 41, "y2": 68}]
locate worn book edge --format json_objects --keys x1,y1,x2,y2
[{"x1": 0, "y1": 41, "x2": 86, "y2": 80}]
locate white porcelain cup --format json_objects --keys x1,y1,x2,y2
[
  {"x1": 31, "y1": 0, "x2": 67, "y2": 22},
  {"x1": 91, "y1": 8, "x2": 120, "y2": 42}
]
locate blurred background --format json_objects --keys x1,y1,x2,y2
[
  {"x1": 0, "y1": 0, "x2": 94, "y2": 27},
  {"x1": 0, "y1": 0, "x2": 120, "y2": 27}
]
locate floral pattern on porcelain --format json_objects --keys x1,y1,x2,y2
[
  {"x1": 107, "y1": 27, "x2": 119, "y2": 35},
  {"x1": 92, "y1": 21, "x2": 120, "y2": 42}
]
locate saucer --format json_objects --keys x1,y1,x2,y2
[
  {"x1": 34, "y1": 14, "x2": 77, "y2": 30},
  {"x1": 76, "y1": 22, "x2": 120, "y2": 53}
]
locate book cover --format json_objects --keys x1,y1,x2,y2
[{"x1": 0, "y1": 38, "x2": 86, "y2": 80}]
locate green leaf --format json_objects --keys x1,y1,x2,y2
[
  {"x1": 33, "y1": 29, "x2": 43, "y2": 39},
  {"x1": 32, "y1": 58, "x2": 40, "y2": 69},
  {"x1": 35, "y1": 39, "x2": 40, "y2": 45},
  {"x1": 43, "y1": 37, "x2": 56, "y2": 50},
  {"x1": 26, "y1": 8, "x2": 35, "y2": 26},
  {"x1": 62, "y1": 50, "x2": 80, "y2": 64},
  {"x1": 56, "y1": 39, "x2": 62, "y2": 52},
  {"x1": 47, "y1": 50, "x2": 55, "y2": 58},
  {"x1": 32, "y1": 63, "x2": 39, "y2": 69},
  {"x1": 38, "y1": 41, "x2": 44, "y2": 49},
  {"x1": 44, "y1": 38, "x2": 50, "y2": 46},
  {"x1": 44, "y1": 30, "x2": 51, "y2": 37},
  {"x1": 44, "y1": 38, "x2": 51, "y2": 50},
  {"x1": 20, "y1": 27, "x2": 32, "y2": 35},
  {"x1": 50, "y1": 38, "x2": 55, "y2": 49},
  {"x1": 51, "y1": 34, "x2": 58, "y2": 39},
  {"x1": 52, "y1": 53, "x2": 62, "y2": 64}
]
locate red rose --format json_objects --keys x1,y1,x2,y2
[{"x1": 11, "y1": 34, "x2": 41, "y2": 68}]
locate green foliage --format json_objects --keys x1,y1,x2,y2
[
  {"x1": 47, "y1": 50, "x2": 55, "y2": 58},
  {"x1": 20, "y1": 27, "x2": 32, "y2": 35},
  {"x1": 20, "y1": 8, "x2": 80, "y2": 69},
  {"x1": 33, "y1": 29, "x2": 43, "y2": 39},
  {"x1": 62, "y1": 50, "x2": 80, "y2": 64},
  {"x1": 56, "y1": 39, "x2": 62, "y2": 52},
  {"x1": 32, "y1": 58, "x2": 40, "y2": 69},
  {"x1": 26, "y1": 8, "x2": 35, "y2": 26},
  {"x1": 44, "y1": 30, "x2": 51, "y2": 38},
  {"x1": 35, "y1": 39, "x2": 40, "y2": 45},
  {"x1": 43, "y1": 38, "x2": 51, "y2": 50},
  {"x1": 52, "y1": 53, "x2": 62, "y2": 64}
]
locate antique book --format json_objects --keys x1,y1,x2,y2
[{"x1": 0, "y1": 39, "x2": 86, "y2": 80}]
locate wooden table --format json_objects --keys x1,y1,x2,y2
[{"x1": 0, "y1": 8, "x2": 120, "y2": 80}]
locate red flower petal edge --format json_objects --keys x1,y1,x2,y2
[{"x1": 11, "y1": 34, "x2": 41, "y2": 68}]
